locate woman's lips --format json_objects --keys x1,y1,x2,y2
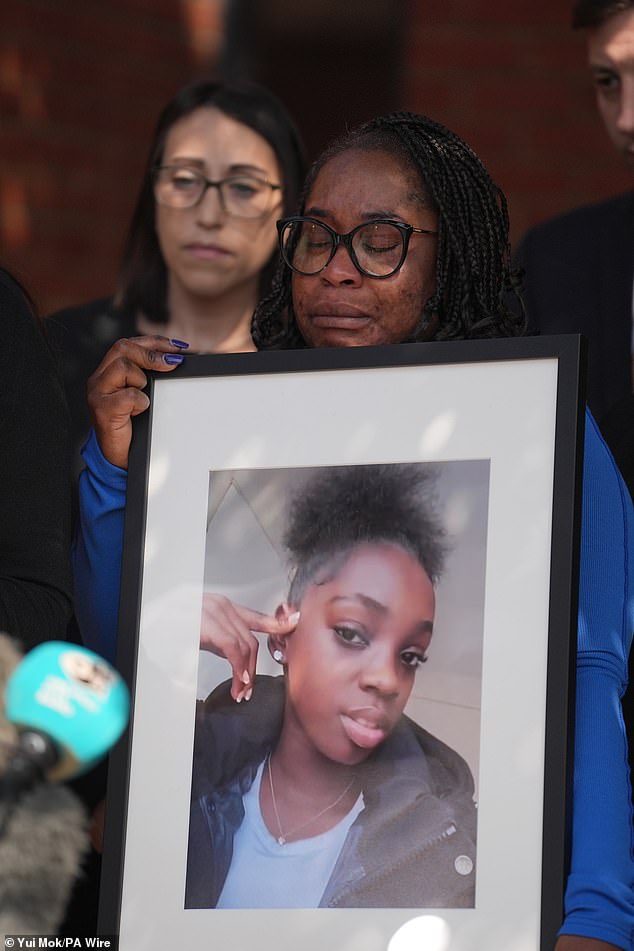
[
  {"x1": 310, "y1": 314, "x2": 371, "y2": 330},
  {"x1": 309, "y1": 306, "x2": 371, "y2": 331},
  {"x1": 340, "y1": 713, "x2": 388, "y2": 750},
  {"x1": 184, "y1": 243, "x2": 233, "y2": 260}
]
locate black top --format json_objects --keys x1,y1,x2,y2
[
  {"x1": 46, "y1": 298, "x2": 138, "y2": 477},
  {"x1": 515, "y1": 190, "x2": 634, "y2": 424},
  {"x1": 0, "y1": 269, "x2": 73, "y2": 648}
]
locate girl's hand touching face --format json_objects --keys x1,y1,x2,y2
[
  {"x1": 200, "y1": 593, "x2": 299, "y2": 701},
  {"x1": 87, "y1": 334, "x2": 189, "y2": 470}
]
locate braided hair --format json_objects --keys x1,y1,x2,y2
[
  {"x1": 284, "y1": 464, "x2": 446, "y2": 606},
  {"x1": 252, "y1": 112, "x2": 526, "y2": 350}
]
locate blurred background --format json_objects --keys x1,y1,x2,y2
[{"x1": 1, "y1": 0, "x2": 629, "y2": 314}]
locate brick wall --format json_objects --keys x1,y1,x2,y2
[
  {"x1": 0, "y1": 1, "x2": 630, "y2": 313},
  {"x1": 404, "y1": 0, "x2": 633, "y2": 243},
  {"x1": 0, "y1": 0, "x2": 223, "y2": 313}
]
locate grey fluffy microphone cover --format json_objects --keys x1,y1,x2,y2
[{"x1": 0, "y1": 634, "x2": 89, "y2": 934}]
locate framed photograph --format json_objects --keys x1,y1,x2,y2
[{"x1": 100, "y1": 336, "x2": 584, "y2": 951}]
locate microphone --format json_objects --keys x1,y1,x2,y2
[
  {"x1": 2, "y1": 640, "x2": 130, "y2": 797},
  {"x1": 0, "y1": 635, "x2": 120, "y2": 935}
]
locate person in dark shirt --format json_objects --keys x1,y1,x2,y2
[
  {"x1": 0, "y1": 267, "x2": 72, "y2": 648},
  {"x1": 516, "y1": 0, "x2": 634, "y2": 428}
]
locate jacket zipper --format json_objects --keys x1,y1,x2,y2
[{"x1": 327, "y1": 822, "x2": 458, "y2": 907}]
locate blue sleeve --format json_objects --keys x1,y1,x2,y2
[
  {"x1": 72, "y1": 429, "x2": 128, "y2": 665},
  {"x1": 559, "y1": 409, "x2": 634, "y2": 949}
]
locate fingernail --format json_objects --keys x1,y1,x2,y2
[
  {"x1": 164, "y1": 354, "x2": 184, "y2": 365},
  {"x1": 288, "y1": 611, "x2": 300, "y2": 625},
  {"x1": 241, "y1": 670, "x2": 250, "y2": 685},
  {"x1": 245, "y1": 688, "x2": 253, "y2": 702},
  {"x1": 170, "y1": 339, "x2": 190, "y2": 349}
]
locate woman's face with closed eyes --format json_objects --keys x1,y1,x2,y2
[
  {"x1": 291, "y1": 148, "x2": 438, "y2": 349},
  {"x1": 280, "y1": 543, "x2": 435, "y2": 766}
]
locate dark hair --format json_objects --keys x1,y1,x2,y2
[
  {"x1": 115, "y1": 79, "x2": 306, "y2": 324},
  {"x1": 284, "y1": 464, "x2": 446, "y2": 606},
  {"x1": 252, "y1": 111, "x2": 526, "y2": 349},
  {"x1": 572, "y1": 0, "x2": 634, "y2": 28}
]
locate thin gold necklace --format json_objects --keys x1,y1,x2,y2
[{"x1": 266, "y1": 753, "x2": 355, "y2": 846}]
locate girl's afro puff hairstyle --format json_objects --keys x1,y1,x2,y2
[{"x1": 284, "y1": 463, "x2": 447, "y2": 605}]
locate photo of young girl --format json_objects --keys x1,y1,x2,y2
[{"x1": 185, "y1": 461, "x2": 485, "y2": 910}]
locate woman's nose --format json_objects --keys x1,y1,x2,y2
[
  {"x1": 195, "y1": 184, "x2": 225, "y2": 226},
  {"x1": 321, "y1": 244, "x2": 363, "y2": 286}
]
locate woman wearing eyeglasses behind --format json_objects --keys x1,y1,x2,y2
[{"x1": 48, "y1": 78, "x2": 305, "y2": 476}]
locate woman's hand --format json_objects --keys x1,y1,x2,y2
[
  {"x1": 87, "y1": 335, "x2": 189, "y2": 469},
  {"x1": 200, "y1": 593, "x2": 299, "y2": 702}
]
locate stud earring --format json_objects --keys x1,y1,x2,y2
[{"x1": 273, "y1": 649, "x2": 284, "y2": 663}]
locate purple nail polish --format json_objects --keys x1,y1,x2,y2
[
  {"x1": 164, "y1": 354, "x2": 184, "y2": 365},
  {"x1": 169, "y1": 338, "x2": 190, "y2": 349}
]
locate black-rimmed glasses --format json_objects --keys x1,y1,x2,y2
[
  {"x1": 153, "y1": 165, "x2": 282, "y2": 218},
  {"x1": 277, "y1": 216, "x2": 438, "y2": 279}
]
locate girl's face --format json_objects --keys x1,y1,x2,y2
[
  {"x1": 282, "y1": 543, "x2": 435, "y2": 766},
  {"x1": 291, "y1": 148, "x2": 438, "y2": 348},
  {"x1": 155, "y1": 106, "x2": 282, "y2": 302}
]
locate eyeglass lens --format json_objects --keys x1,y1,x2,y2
[
  {"x1": 154, "y1": 167, "x2": 275, "y2": 218},
  {"x1": 283, "y1": 220, "x2": 406, "y2": 277}
]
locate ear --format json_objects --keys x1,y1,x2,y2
[{"x1": 267, "y1": 602, "x2": 299, "y2": 663}]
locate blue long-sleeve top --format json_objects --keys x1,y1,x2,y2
[
  {"x1": 557, "y1": 411, "x2": 634, "y2": 949},
  {"x1": 73, "y1": 429, "x2": 127, "y2": 664},
  {"x1": 73, "y1": 410, "x2": 634, "y2": 948}
]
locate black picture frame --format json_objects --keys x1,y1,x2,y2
[{"x1": 99, "y1": 335, "x2": 585, "y2": 950}]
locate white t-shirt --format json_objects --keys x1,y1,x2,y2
[{"x1": 217, "y1": 760, "x2": 364, "y2": 908}]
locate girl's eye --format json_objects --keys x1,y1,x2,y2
[
  {"x1": 333, "y1": 625, "x2": 367, "y2": 647},
  {"x1": 400, "y1": 650, "x2": 427, "y2": 669}
]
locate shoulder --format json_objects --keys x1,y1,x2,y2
[
  {"x1": 378, "y1": 714, "x2": 476, "y2": 802},
  {"x1": 46, "y1": 297, "x2": 132, "y2": 344},
  {"x1": 601, "y1": 394, "x2": 634, "y2": 498},
  {"x1": 524, "y1": 191, "x2": 634, "y2": 242},
  {"x1": 518, "y1": 191, "x2": 634, "y2": 259},
  {"x1": 192, "y1": 676, "x2": 285, "y2": 793},
  {"x1": 47, "y1": 296, "x2": 115, "y2": 324},
  {"x1": 582, "y1": 408, "x2": 634, "y2": 546},
  {"x1": 0, "y1": 270, "x2": 60, "y2": 381},
  {"x1": 0, "y1": 269, "x2": 48, "y2": 346},
  {"x1": 0, "y1": 269, "x2": 33, "y2": 314},
  {"x1": 579, "y1": 408, "x2": 634, "y2": 654},
  {"x1": 410, "y1": 719, "x2": 475, "y2": 796},
  {"x1": 583, "y1": 406, "x2": 631, "y2": 494}
]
